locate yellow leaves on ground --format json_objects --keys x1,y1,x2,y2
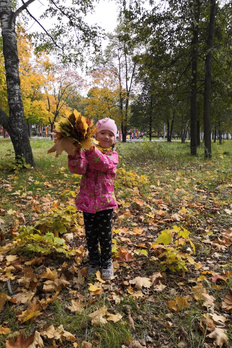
[
  {"x1": 0, "y1": 327, "x2": 11, "y2": 335},
  {"x1": 40, "y1": 324, "x2": 76, "y2": 342},
  {"x1": 67, "y1": 299, "x2": 84, "y2": 314},
  {"x1": 88, "y1": 306, "x2": 122, "y2": 326},
  {"x1": 47, "y1": 110, "x2": 97, "y2": 157},
  {"x1": 192, "y1": 283, "x2": 215, "y2": 309},
  {"x1": 5, "y1": 326, "x2": 76, "y2": 348},
  {"x1": 168, "y1": 296, "x2": 189, "y2": 311}
]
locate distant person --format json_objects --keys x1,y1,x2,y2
[{"x1": 67, "y1": 118, "x2": 118, "y2": 280}]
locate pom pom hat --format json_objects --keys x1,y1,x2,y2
[{"x1": 96, "y1": 118, "x2": 117, "y2": 137}]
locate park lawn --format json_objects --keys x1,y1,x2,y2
[{"x1": 0, "y1": 138, "x2": 232, "y2": 347}]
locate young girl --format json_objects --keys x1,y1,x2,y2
[{"x1": 68, "y1": 118, "x2": 118, "y2": 280}]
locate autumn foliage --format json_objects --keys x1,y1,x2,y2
[{"x1": 47, "y1": 110, "x2": 97, "y2": 157}]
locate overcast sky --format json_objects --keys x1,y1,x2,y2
[
  {"x1": 26, "y1": 0, "x2": 118, "y2": 34},
  {"x1": 86, "y1": 0, "x2": 118, "y2": 33}
]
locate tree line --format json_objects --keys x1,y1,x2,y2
[{"x1": 0, "y1": 0, "x2": 232, "y2": 166}]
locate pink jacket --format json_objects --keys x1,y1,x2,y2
[{"x1": 68, "y1": 146, "x2": 118, "y2": 213}]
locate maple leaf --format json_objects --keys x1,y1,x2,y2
[
  {"x1": 107, "y1": 312, "x2": 123, "y2": 322},
  {"x1": 88, "y1": 284, "x2": 103, "y2": 295},
  {"x1": 40, "y1": 324, "x2": 76, "y2": 342},
  {"x1": 41, "y1": 267, "x2": 58, "y2": 280},
  {"x1": 222, "y1": 291, "x2": 232, "y2": 312},
  {"x1": 47, "y1": 137, "x2": 78, "y2": 157},
  {"x1": 212, "y1": 272, "x2": 228, "y2": 283},
  {"x1": 155, "y1": 229, "x2": 173, "y2": 245},
  {"x1": 67, "y1": 299, "x2": 84, "y2": 313},
  {"x1": 129, "y1": 276, "x2": 151, "y2": 290},
  {"x1": 117, "y1": 248, "x2": 134, "y2": 261},
  {"x1": 0, "y1": 326, "x2": 11, "y2": 335},
  {"x1": 13, "y1": 291, "x2": 35, "y2": 305},
  {"x1": 6, "y1": 333, "x2": 35, "y2": 348},
  {"x1": 168, "y1": 296, "x2": 189, "y2": 311},
  {"x1": 207, "y1": 328, "x2": 228, "y2": 347},
  {"x1": 89, "y1": 306, "x2": 108, "y2": 326}
]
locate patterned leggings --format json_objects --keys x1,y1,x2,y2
[{"x1": 83, "y1": 209, "x2": 113, "y2": 268}]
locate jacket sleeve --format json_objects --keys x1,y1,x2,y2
[
  {"x1": 68, "y1": 151, "x2": 88, "y2": 174},
  {"x1": 85, "y1": 146, "x2": 118, "y2": 173}
]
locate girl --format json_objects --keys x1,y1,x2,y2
[{"x1": 68, "y1": 118, "x2": 118, "y2": 280}]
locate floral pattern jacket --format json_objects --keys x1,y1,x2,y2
[{"x1": 68, "y1": 146, "x2": 118, "y2": 213}]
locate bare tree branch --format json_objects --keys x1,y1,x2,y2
[
  {"x1": 17, "y1": 0, "x2": 63, "y2": 51},
  {"x1": 14, "y1": 0, "x2": 35, "y2": 18}
]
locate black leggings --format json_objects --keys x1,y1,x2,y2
[{"x1": 83, "y1": 209, "x2": 113, "y2": 268}]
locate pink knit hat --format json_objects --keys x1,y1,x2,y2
[{"x1": 96, "y1": 118, "x2": 117, "y2": 137}]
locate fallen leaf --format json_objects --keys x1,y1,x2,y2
[
  {"x1": 207, "y1": 327, "x2": 228, "y2": 347},
  {"x1": 89, "y1": 306, "x2": 108, "y2": 326},
  {"x1": 129, "y1": 277, "x2": 151, "y2": 290},
  {"x1": 222, "y1": 291, "x2": 232, "y2": 312},
  {"x1": 0, "y1": 326, "x2": 11, "y2": 335},
  {"x1": 168, "y1": 296, "x2": 189, "y2": 311},
  {"x1": 67, "y1": 299, "x2": 84, "y2": 313},
  {"x1": 6, "y1": 333, "x2": 34, "y2": 348},
  {"x1": 107, "y1": 312, "x2": 122, "y2": 322}
]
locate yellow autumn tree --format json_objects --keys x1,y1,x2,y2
[
  {"x1": 17, "y1": 25, "x2": 54, "y2": 127},
  {"x1": 82, "y1": 67, "x2": 121, "y2": 123}
]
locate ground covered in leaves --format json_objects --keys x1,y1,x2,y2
[{"x1": 0, "y1": 139, "x2": 232, "y2": 348}]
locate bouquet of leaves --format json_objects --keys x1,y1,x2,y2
[{"x1": 47, "y1": 110, "x2": 97, "y2": 157}]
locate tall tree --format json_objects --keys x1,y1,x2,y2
[
  {"x1": 203, "y1": 0, "x2": 217, "y2": 158},
  {"x1": 0, "y1": 1, "x2": 34, "y2": 165},
  {"x1": 0, "y1": 0, "x2": 99, "y2": 165}
]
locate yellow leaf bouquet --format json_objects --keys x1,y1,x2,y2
[{"x1": 47, "y1": 110, "x2": 97, "y2": 157}]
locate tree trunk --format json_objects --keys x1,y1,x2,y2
[
  {"x1": 218, "y1": 122, "x2": 222, "y2": 144},
  {"x1": 0, "y1": 1, "x2": 34, "y2": 166},
  {"x1": 190, "y1": 0, "x2": 200, "y2": 156},
  {"x1": 149, "y1": 94, "x2": 153, "y2": 141},
  {"x1": 203, "y1": 0, "x2": 216, "y2": 158}
]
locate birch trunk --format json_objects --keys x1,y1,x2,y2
[{"x1": 0, "y1": 0, "x2": 34, "y2": 166}]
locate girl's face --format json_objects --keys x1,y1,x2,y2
[{"x1": 96, "y1": 130, "x2": 115, "y2": 148}]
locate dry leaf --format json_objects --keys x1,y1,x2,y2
[
  {"x1": 89, "y1": 306, "x2": 108, "y2": 326},
  {"x1": 0, "y1": 326, "x2": 11, "y2": 335},
  {"x1": 207, "y1": 327, "x2": 228, "y2": 347},
  {"x1": 40, "y1": 324, "x2": 76, "y2": 342},
  {"x1": 168, "y1": 296, "x2": 189, "y2": 311},
  {"x1": 88, "y1": 284, "x2": 103, "y2": 295},
  {"x1": 128, "y1": 314, "x2": 136, "y2": 330},
  {"x1": 81, "y1": 342, "x2": 92, "y2": 348},
  {"x1": 67, "y1": 299, "x2": 84, "y2": 313},
  {"x1": 13, "y1": 291, "x2": 35, "y2": 305},
  {"x1": 107, "y1": 312, "x2": 122, "y2": 322},
  {"x1": 6, "y1": 333, "x2": 35, "y2": 348},
  {"x1": 222, "y1": 291, "x2": 232, "y2": 312},
  {"x1": 28, "y1": 331, "x2": 44, "y2": 348},
  {"x1": 41, "y1": 268, "x2": 58, "y2": 280},
  {"x1": 129, "y1": 277, "x2": 151, "y2": 290},
  {"x1": 47, "y1": 137, "x2": 78, "y2": 157}
]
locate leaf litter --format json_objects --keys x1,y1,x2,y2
[{"x1": 0, "y1": 150, "x2": 232, "y2": 347}]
